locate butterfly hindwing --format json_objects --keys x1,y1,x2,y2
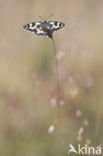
[{"x1": 23, "y1": 22, "x2": 47, "y2": 37}]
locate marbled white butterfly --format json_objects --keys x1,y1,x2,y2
[{"x1": 23, "y1": 20, "x2": 65, "y2": 38}]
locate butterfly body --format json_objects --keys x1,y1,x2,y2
[{"x1": 23, "y1": 20, "x2": 65, "y2": 38}]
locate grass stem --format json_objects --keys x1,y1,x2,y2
[{"x1": 51, "y1": 37, "x2": 62, "y2": 156}]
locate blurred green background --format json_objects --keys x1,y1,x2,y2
[{"x1": 0, "y1": 0, "x2": 103, "y2": 155}]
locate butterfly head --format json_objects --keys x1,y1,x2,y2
[{"x1": 42, "y1": 21, "x2": 48, "y2": 27}]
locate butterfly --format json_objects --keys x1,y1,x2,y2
[{"x1": 23, "y1": 20, "x2": 65, "y2": 38}]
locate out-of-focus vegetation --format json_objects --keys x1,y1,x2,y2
[{"x1": 0, "y1": 0, "x2": 103, "y2": 155}]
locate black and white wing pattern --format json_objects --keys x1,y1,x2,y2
[
  {"x1": 23, "y1": 22, "x2": 47, "y2": 37},
  {"x1": 23, "y1": 20, "x2": 65, "y2": 38},
  {"x1": 47, "y1": 21, "x2": 65, "y2": 31}
]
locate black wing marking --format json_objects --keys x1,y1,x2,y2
[
  {"x1": 23, "y1": 22, "x2": 47, "y2": 37},
  {"x1": 47, "y1": 21, "x2": 65, "y2": 31}
]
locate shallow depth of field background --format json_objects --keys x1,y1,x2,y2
[{"x1": 0, "y1": 0, "x2": 103, "y2": 155}]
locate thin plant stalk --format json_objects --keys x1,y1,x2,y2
[{"x1": 51, "y1": 37, "x2": 62, "y2": 155}]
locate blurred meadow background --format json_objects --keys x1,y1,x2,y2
[{"x1": 0, "y1": 0, "x2": 103, "y2": 155}]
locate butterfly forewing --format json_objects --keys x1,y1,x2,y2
[
  {"x1": 23, "y1": 22, "x2": 47, "y2": 37},
  {"x1": 47, "y1": 21, "x2": 65, "y2": 31}
]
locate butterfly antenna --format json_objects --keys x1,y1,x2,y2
[
  {"x1": 51, "y1": 37, "x2": 62, "y2": 156},
  {"x1": 47, "y1": 14, "x2": 54, "y2": 20},
  {"x1": 38, "y1": 16, "x2": 46, "y2": 21}
]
